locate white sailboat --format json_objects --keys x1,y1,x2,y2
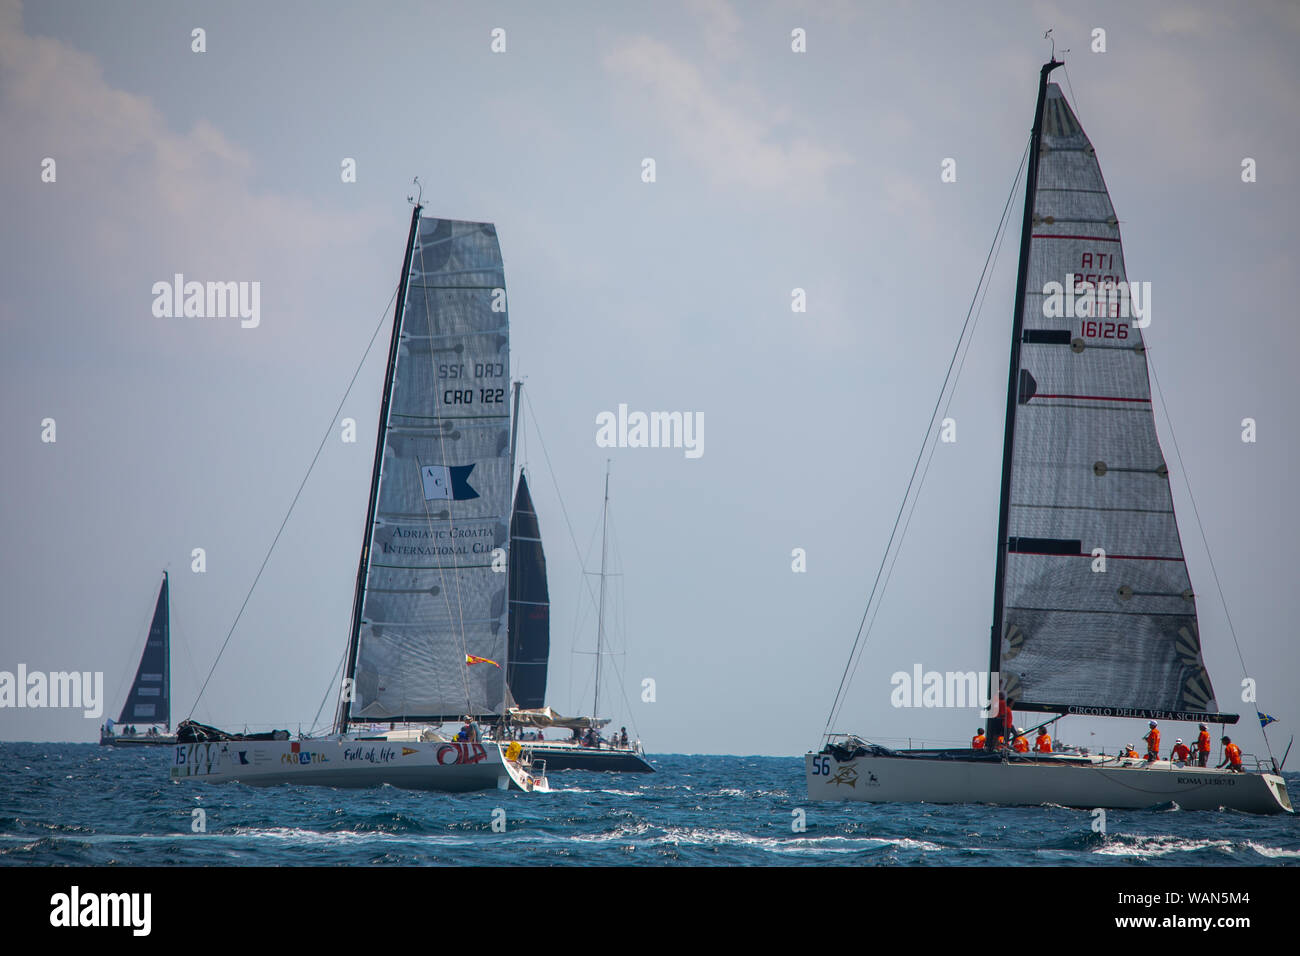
[
  {"x1": 502, "y1": 462, "x2": 653, "y2": 772},
  {"x1": 170, "y1": 203, "x2": 547, "y2": 793},
  {"x1": 806, "y1": 59, "x2": 1291, "y2": 815}
]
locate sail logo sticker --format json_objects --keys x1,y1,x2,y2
[
  {"x1": 594, "y1": 404, "x2": 704, "y2": 459},
  {"x1": 436, "y1": 743, "x2": 487, "y2": 765},
  {"x1": 0, "y1": 666, "x2": 103, "y2": 718},
  {"x1": 151, "y1": 274, "x2": 261, "y2": 328},
  {"x1": 420, "y1": 464, "x2": 480, "y2": 501}
]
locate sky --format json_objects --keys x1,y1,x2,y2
[{"x1": 2, "y1": 0, "x2": 1297, "y2": 760}]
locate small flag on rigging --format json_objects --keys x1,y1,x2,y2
[
  {"x1": 465, "y1": 654, "x2": 501, "y2": 668},
  {"x1": 1258, "y1": 711, "x2": 1277, "y2": 729}
]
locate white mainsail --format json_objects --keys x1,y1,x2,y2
[
  {"x1": 348, "y1": 216, "x2": 512, "y2": 722},
  {"x1": 999, "y1": 84, "x2": 1216, "y2": 719}
]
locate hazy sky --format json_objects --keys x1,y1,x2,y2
[{"x1": 2, "y1": 0, "x2": 1297, "y2": 760}]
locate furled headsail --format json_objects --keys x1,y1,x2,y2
[
  {"x1": 995, "y1": 81, "x2": 1228, "y2": 723},
  {"x1": 119, "y1": 572, "x2": 169, "y2": 725},
  {"x1": 507, "y1": 471, "x2": 550, "y2": 709},
  {"x1": 344, "y1": 211, "x2": 512, "y2": 723}
]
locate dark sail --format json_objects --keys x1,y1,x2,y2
[
  {"x1": 118, "y1": 572, "x2": 169, "y2": 725},
  {"x1": 993, "y1": 81, "x2": 1228, "y2": 722},
  {"x1": 507, "y1": 471, "x2": 549, "y2": 709}
]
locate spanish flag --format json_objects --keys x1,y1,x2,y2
[{"x1": 465, "y1": 654, "x2": 501, "y2": 668}]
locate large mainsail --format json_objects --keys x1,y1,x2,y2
[
  {"x1": 992, "y1": 78, "x2": 1226, "y2": 722},
  {"x1": 118, "y1": 572, "x2": 169, "y2": 725},
  {"x1": 343, "y1": 209, "x2": 512, "y2": 723},
  {"x1": 506, "y1": 471, "x2": 550, "y2": 709}
]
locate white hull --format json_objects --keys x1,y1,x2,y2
[
  {"x1": 171, "y1": 738, "x2": 548, "y2": 793},
  {"x1": 806, "y1": 751, "x2": 1292, "y2": 815}
]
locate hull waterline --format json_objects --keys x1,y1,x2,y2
[
  {"x1": 171, "y1": 739, "x2": 548, "y2": 793},
  {"x1": 806, "y1": 750, "x2": 1292, "y2": 814}
]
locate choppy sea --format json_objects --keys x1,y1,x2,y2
[{"x1": 1, "y1": 745, "x2": 1296, "y2": 866}]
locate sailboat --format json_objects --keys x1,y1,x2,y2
[
  {"x1": 806, "y1": 59, "x2": 1292, "y2": 814},
  {"x1": 170, "y1": 204, "x2": 548, "y2": 793},
  {"x1": 502, "y1": 463, "x2": 653, "y2": 772},
  {"x1": 100, "y1": 571, "x2": 176, "y2": 746}
]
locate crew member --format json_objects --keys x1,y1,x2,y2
[
  {"x1": 1012, "y1": 729, "x2": 1029, "y2": 753},
  {"x1": 972, "y1": 728, "x2": 986, "y2": 750},
  {"x1": 1143, "y1": 720, "x2": 1160, "y2": 761},
  {"x1": 1034, "y1": 728, "x2": 1052, "y2": 753},
  {"x1": 1218, "y1": 736, "x2": 1243, "y2": 772},
  {"x1": 1196, "y1": 723, "x2": 1212, "y2": 767},
  {"x1": 1123, "y1": 744, "x2": 1140, "y2": 759},
  {"x1": 1170, "y1": 738, "x2": 1191, "y2": 763}
]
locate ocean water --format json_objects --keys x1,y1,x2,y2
[{"x1": 1, "y1": 744, "x2": 1296, "y2": 866}]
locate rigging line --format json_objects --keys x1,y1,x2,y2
[
  {"x1": 522, "y1": 388, "x2": 603, "y2": 612},
  {"x1": 825, "y1": 136, "x2": 1030, "y2": 734},
  {"x1": 310, "y1": 642, "x2": 348, "y2": 735},
  {"x1": 833, "y1": 169, "x2": 1018, "y2": 730},
  {"x1": 188, "y1": 282, "x2": 401, "y2": 717},
  {"x1": 1145, "y1": 352, "x2": 1275, "y2": 761}
]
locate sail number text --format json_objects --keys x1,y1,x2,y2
[{"x1": 438, "y1": 363, "x2": 507, "y2": 404}]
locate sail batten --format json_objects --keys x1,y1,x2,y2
[
  {"x1": 346, "y1": 214, "x2": 512, "y2": 722},
  {"x1": 997, "y1": 82, "x2": 1219, "y2": 718}
]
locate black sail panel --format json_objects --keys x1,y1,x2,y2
[
  {"x1": 507, "y1": 471, "x2": 549, "y2": 709},
  {"x1": 999, "y1": 84, "x2": 1221, "y2": 718},
  {"x1": 119, "y1": 573, "x2": 169, "y2": 725}
]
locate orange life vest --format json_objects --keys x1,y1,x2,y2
[
  {"x1": 996, "y1": 735, "x2": 1005, "y2": 748},
  {"x1": 972, "y1": 734, "x2": 986, "y2": 750},
  {"x1": 1124, "y1": 748, "x2": 1139, "y2": 759},
  {"x1": 1171, "y1": 743, "x2": 1191, "y2": 761},
  {"x1": 1034, "y1": 733, "x2": 1052, "y2": 753},
  {"x1": 1225, "y1": 743, "x2": 1242, "y2": 766},
  {"x1": 1012, "y1": 736, "x2": 1029, "y2": 753},
  {"x1": 1198, "y1": 730, "x2": 1211, "y2": 753},
  {"x1": 1145, "y1": 728, "x2": 1160, "y2": 753}
]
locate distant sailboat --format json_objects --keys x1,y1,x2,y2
[
  {"x1": 806, "y1": 60, "x2": 1291, "y2": 814},
  {"x1": 170, "y1": 203, "x2": 548, "y2": 793},
  {"x1": 501, "y1": 447, "x2": 652, "y2": 772},
  {"x1": 101, "y1": 572, "x2": 175, "y2": 746}
]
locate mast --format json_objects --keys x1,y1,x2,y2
[
  {"x1": 161, "y1": 571, "x2": 170, "y2": 729},
  {"x1": 593, "y1": 460, "x2": 611, "y2": 721},
  {"x1": 987, "y1": 59, "x2": 1061, "y2": 741},
  {"x1": 507, "y1": 380, "x2": 522, "y2": 486},
  {"x1": 336, "y1": 203, "x2": 423, "y2": 734}
]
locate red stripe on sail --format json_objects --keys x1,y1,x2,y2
[{"x1": 1032, "y1": 233, "x2": 1122, "y2": 242}]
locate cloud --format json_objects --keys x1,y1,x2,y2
[
  {"x1": 601, "y1": 34, "x2": 851, "y2": 197},
  {"x1": 0, "y1": 0, "x2": 378, "y2": 340}
]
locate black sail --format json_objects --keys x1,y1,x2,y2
[
  {"x1": 995, "y1": 82, "x2": 1229, "y2": 723},
  {"x1": 506, "y1": 471, "x2": 549, "y2": 709},
  {"x1": 118, "y1": 572, "x2": 169, "y2": 725}
]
